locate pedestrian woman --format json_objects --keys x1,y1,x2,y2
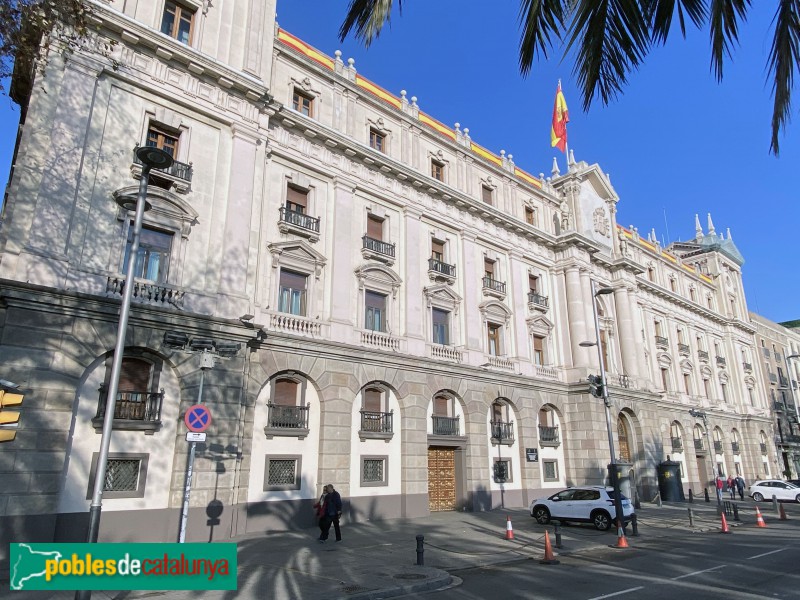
[
  {"x1": 727, "y1": 475, "x2": 735, "y2": 500},
  {"x1": 314, "y1": 485, "x2": 328, "y2": 541}
]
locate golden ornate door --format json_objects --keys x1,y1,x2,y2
[{"x1": 428, "y1": 447, "x2": 456, "y2": 511}]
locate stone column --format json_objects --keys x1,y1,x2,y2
[
  {"x1": 329, "y1": 177, "x2": 357, "y2": 342},
  {"x1": 404, "y1": 206, "x2": 425, "y2": 354},
  {"x1": 461, "y1": 231, "x2": 482, "y2": 354},
  {"x1": 613, "y1": 286, "x2": 639, "y2": 378},
  {"x1": 565, "y1": 265, "x2": 589, "y2": 367}
]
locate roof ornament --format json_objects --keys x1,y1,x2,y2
[
  {"x1": 726, "y1": 227, "x2": 733, "y2": 241},
  {"x1": 707, "y1": 213, "x2": 716, "y2": 236},
  {"x1": 695, "y1": 213, "x2": 703, "y2": 238},
  {"x1": 568, "y1": 148, "x2": 576, "y2": 168},
  {"x1": 551, "y1": 156, "x2": 560, "y2": 177}
]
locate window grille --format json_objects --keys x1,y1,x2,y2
[
  {"x1": 363, "y1": 459, "x2": 385, "y2": 483},
  {"x1": 104, "y1": 459, "x2": 140, "y2": 492},
  {"x1": 268, "y1": 459, "x2": 297, "y2": 486}
]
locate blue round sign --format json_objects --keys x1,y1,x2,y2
[{"x1": 184, "y1": 404, "x2": 212, "y2": 433}]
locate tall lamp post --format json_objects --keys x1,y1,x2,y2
[
  {"x1": 76, "y1": 147, "x2": 173, "y2": 600},
  {"x1": 579, "y1": 280, "x2": 625, "y2": 529},
  {"x1": 688, "y1": 408, "x2": 721, "y2": 510}
]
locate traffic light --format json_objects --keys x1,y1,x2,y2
[
  {"x1": 587, "y1": 375, "x2": 605, "y2": 399},
  {"x1": 0, "y1": 387, "x2": 23, "y2": 443}
]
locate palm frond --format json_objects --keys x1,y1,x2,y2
[
  {"x1": 767, "y1": 0, "x2": 800, "y2": 155},
  {"x1": 709, "y1": 0, "x2": 750, "y2": 80},
  {"x1": 565, "y1": 0, "x2": 651, "y2": 110},
  {"x1": 518, "y1": 0, "x2": 567, "y2": 76},
  {"x1": 338, "y1": 0, "x2": 400, "y2": 46},
  {"x1": 646, "y1": 0, "x2": 707, "y2": 45}
]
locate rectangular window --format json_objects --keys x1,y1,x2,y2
[
  {"x1": 487, "y1": 323, "x2": 502, "y2": 356},
  {"x1": 683, "y1": 373, "x2": 691, "y2": 395},
  {"x1": 367, "y1": 214, "x2": 384, "y2": 241},
  {"x1": 160, "y1": 1, "x2": 194, "y2": 44},
  {"x1": 493, "y1": 458, "x2": 511, "y2": 483},
  {"x1": 292, "y1": 89, "x2": 313, "y2": 117},
  {"x1": 484, "y1": 258, "x2": 495, "y2": 279},
  {"x1": 533, "y1": 335, "x2": 545, "y2": 366},
  {"x1": 87, "y1": 452, "x2": 148, "y2": 499},
  {"x1": 264, "y1": 456, "x2": 302, "y2": 491},
  {"x1": 654, "y1": 320, "x2": 663, "y2": 337},
  {"x1": 528, "y1": 275, "x2": 539, "y2": 294},
  {"x1": 481, "y1": 186, "x2": 493, "y2": 204},
  {"x1": 123, "y1": 225, "x2": 172, "y2": 283},
  {"x1": 278, "y1": 269, "x2": 307, "y2": 316},
  {"x1": 361, "y1": 456, "x2": 388, "y2": 486},
  {"x1": 286, "y1": 185, "x2": 308, "y2": 214},
  {"x1": 704, "y1": 378, "x2": 711, "y2": 399},
  {"x1": 660, "y1": 368, "x2": 669, "y2": 391},
  {"x1": 432, "y1": 308, "x2": 450, "y2": 345},
  {"x1": 431, "y1": 160, "x2": 444, "y2": 182},
  {"x1": 721, "y1": 382, "x2": 729, "y2": 403},
  {"x1": 434, "y1": 395, "x2": 450, "y2": 416},
  {"x1": 273, "y1": 379, "x2": 299, "y2": 407},
  {"x1": 525, "y1": 207, "x2": 536, "y2": 226},
  {"x1": 543, "y1": 459, "x2": 558, "y2": 482},
  {"x1": 369, "y1": 129, "x2": 385, "y2": 152},
  {"x1": 363, "y1": 388, "x2": 382, "y2": 412},
  {"x1": 431, "y1": 239, "x2": 445, "y2": 262},
  {"x1": 146, "y1": 125, "x2": 179, "y2": 158},
  {"x1": 365, "y1": 291, "x2": 387, "y2": 332}
]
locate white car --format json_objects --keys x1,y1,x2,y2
[
  {"x1": 748, "y1": 480, "x2": 800, "y2": 503},
  {"x1": 529, "y1": 486, "x2": 635, "y2": 531}
]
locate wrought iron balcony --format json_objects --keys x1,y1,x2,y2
[
  {"x1": 760, "y1": 442, "x2": 767, "y2": 454},
  {"x1": 359, "y1": 410, "x2": 393, "y2": 440},
  {"x1": 279, "y1": 206, "x2": 320, "y2": 233},
  {"x1": 265, "y1": 402, "x2": 310, "y2": 439},
  {"x1": 779, "y1": 376, "x2": 789, "y2": 388},
  {"x1": 428, "y1": 258, "x2": 456, "y2": 281},
  {"x1": 713, "y1": 440, "x2": 722, "y2": 452},
  {"x1": 716, "y1": 356, "x2": 727, "y2": 367},
  {"x1": 671, "y1": 437, "x2": 683, "y2": 451},
  {"x1": 490, "y1": 420, "x2": 514, "y2": 444},
  {"x1": 132, "y1": 147, "x2": 193, "y2": 182},
  {"x1": 698, "y1": 350, "x2": 709, "y2": 362},
  {"x1": 93, "y1": 388, "x2": 164, "y2": 433},
  {"x1": 742, "y1": 362, "x2": 753, "y2": 373},
  {"x1": 769, "y1": 373, "x2": 778, "y2": 384},
  {"x1": 694, "y1": 439, "x2": 705, "y2": 451},
  {"x1": 106, "y1": 276, "x2": 185, "y2": 308},
  {"x1": 785, "y1": 434, "x2": 800, "y2": 444},
  {"x1": 362, "y1": 235, "x2": 396, "y2": 259},
  {"x1": 655, "y1": 336, "x2": 669, "y2": 350},
  {"x1": 538, "y1": 425, "x2": 560, "y2": 446},
  {"x1": 762, "y1": 347, "x2": 771, "y2": 358},
  {"x1": 482, "y1": 276, "x2": 506, "y2": 297},
  {"x1": 528, "y1": 292, "x2": 549, "y2": 310},
  {"x1": 431, "y1": 414, "x2": 460, "y2": 436},
  {"x1": 731, "y1": 441, "x2": 740, "y2": 454},
  {"x1": 678, "y1": 343, "x2": 690, "y2": 356},
  {"x1": 774, "y1": 401, "x2": 786, "y2": 412}
]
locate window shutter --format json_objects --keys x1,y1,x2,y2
[
  {"x1": 119, "y1": 358, "x2": 151, "y2": 391},
  {"x1": 274, "y1": 380, "x2": 298, "y2": 406},
  {"x1": 363, "y1": 388, "x2": 382, "y2": 412},
  {"x1": 367, "y1": 215, "x2": 383, "y2": 240},
  {"x1": 286, "y1": 186, "x2": 308, "y2": 209}
]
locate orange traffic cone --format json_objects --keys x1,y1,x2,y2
[
  {"x1": 540, "y1": 530, "x2": 560, "y2": 565},
  {"x1": 779, "y1": 503, "x2": 788, "y2": 521},
  {"x1": 505, "y1": 515, "x2": 514, "y2": 540},
  {"x1": 755, "y1": 506, "x2": 767, "y2": 528},
  {"x1": 612, "y1": 521, "x2": 630, "y2": 548},
  {"x1": 720, "y1": 511, "x2": 731, "y2": 534}
]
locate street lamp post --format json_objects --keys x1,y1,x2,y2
[
  {"x1": 581, "y1": 280, "x2": 625, "y2": 530},
  {"x1": 76, "y1": 146, "x2": 173, "y2": 600},
  {"x1": 689, "y1": 408, "x2": 721, "y2": 510}
]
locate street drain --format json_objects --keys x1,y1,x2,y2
[
  {"x1": 393, "y1": 573, "x2": 427, "y2": 580},
  {"x1": 341, "y1": 584, "x2": 372, "y2": 594}
]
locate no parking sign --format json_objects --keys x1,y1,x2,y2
[{"x1": 184, "y1": 404, "x2": 212, "y2": 433}]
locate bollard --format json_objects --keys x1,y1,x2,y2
[
  {"x1": 554, "y1": 522, "x2": 563, "y2": 548},
  {"x1": 657, "y1": 494, "x2": 662, "y2": 508},
  {"x1": 630, "y1": 513, "x2": 639, "y2": 537},
  {"x1": 416, "y1": 535, "x2": 424, "y2": 566},
  {"x1": 733, "y1": 503, "x2": 740, "y2": 522},
  {"x1": 772, "y1": 495, "x2": 779, "y2": 514},
  {"x1": 634, "y1": 491, "x2": 641, "y2": 511},
  {"x1": 689, "y1": 489, "x2": 694, "y2": 503},
  {"x1": 704, "y1": 488, "x2": 710, "y2": 503},
  {"x1": 688, "y1": 507, "x2": 694, "y2": 527}
]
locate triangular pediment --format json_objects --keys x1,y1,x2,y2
[
  {"x1": 268, "y1": 240, "x2": 327, "y2": 265},
  {"x1": 423, "y1": 283, "x2": 462, "y2": 304}
]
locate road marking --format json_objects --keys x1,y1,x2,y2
[
  {"x1": 586, "y1": 587, "x2": 644, "y2": 600},
  {"x1": 671, "y1": 565, "x2": 726, "y2": 580},
  {"x1": 747, "y1": 548, "x2": 787, "y2": 560}
]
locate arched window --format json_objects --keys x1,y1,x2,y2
[
  {"x1": 617, "y1": 416, "x2": 632, "y2": 463},
  {"x1": 266, "y1": 374, "x2": 310, "y2": 438}
]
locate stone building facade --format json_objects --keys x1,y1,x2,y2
[{"x1": 0, "y1": 0, "x2": 778, "y2": 561}]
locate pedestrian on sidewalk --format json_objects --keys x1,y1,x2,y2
[
  {"x1": 735, "y1": 475, "x2": 745, "y2": 501},
  {"x1": 715, "y1": 475, "x2": 724, "y2": 503},
  {"x1": 314, "y1": 485, "x2": 329, "y2": 541},
  {"x1": 320, "y1": 484, "x2": 343, "y2": 542},
  {"x1": 727, "y1": 475, "x2": 735, "y2": 500}
]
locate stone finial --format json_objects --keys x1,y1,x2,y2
[
  {"x1": 463, "y1": 128, "x2": 470, "y2": 141},
  {"x1": 551, "y1": 157, "x2": 560, "y2": 176},
  {"x1": 695, "y1": 213, "x2": 703, "y2": 238},
  {"x1": 726, "y1": 227, "x2": 733, "y2": 241},
  {"x1": 411, "y1": 96, "x2": 418, "y2": 107},
  {"x1": 568, "y1": 148, "x2": 576, "y2": 166},
  {"x1": 707, "y1": 213, "x2": 716, "y2": 235},
  {"x1": 334, "y1": 50, "x2": 343, "y2": 64},
  {"x1": 454, "y1": 122, "x2": 460, "y2": 133}
]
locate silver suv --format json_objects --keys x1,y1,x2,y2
[{"x1": 529, "y1": 486, "x2": 634, "y2": 531}]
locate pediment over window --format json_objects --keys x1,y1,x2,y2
[
  {"x1": 656, "y1": 352, "x2": 672, "y2": 368},
  {"x1": 526, "y1": 314, "x2": 553, "y2": 335},
  {"x1": 744, "y1": 375, "x2": 756, "y2": 387},
  {"x1": 424, "y1": 284, "x2": 461, "y2": 305},
  {"x1": 479, "y1": 299, "x2": 512, "y2": 325},
  {"x1": 355, "y1": 263, "x2": 402, "y2": 298},
  {"x1": 113, "y1": 185, "x2": 198, "y2": 236},
  {"x1": 680, "y1": 359, "x2": 694, "y2": 372},
  {"x1": 700, "y1": 365, "x2": 713, "y2": 379},
  {"x1": 269, "y1": 240, "x2": 327, "y2": 278}
]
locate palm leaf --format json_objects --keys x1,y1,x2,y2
[
  {"x1": 646, "y1": 0, "x2": 708, "y2": 44},
  {"x1": 767, "y1": 0, "x2": 800, "y2": 155},
  {"x1": 339, "y1": 0, "x2": 400, "y2": 46},
  {"x1": 518, "y1": 0, "x2": 567, "y2": 75},
  {"x1": 709, "y1": 0, "x2": 750, "y2": 80}
]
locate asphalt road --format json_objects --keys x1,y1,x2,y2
[{"x1": 418, "y1": 504, "x2": 800, "y2": 600}]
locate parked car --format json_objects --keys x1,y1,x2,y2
[
  {"x1": 748, "y1": 480, "x2": 800, "y2": 502},
  {"x1": 787, "y1": 479, "x2": 800, "y2": 488},
  {"x1": 529, "y1": 486, "x2": 634, "y2": 531}
]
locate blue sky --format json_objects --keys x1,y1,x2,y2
[{"x1": 1, "y1": 2, "x2": 797, "y2": 322}]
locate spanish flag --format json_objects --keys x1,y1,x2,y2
[{"x1": 550, "y1": 82, "x2": 569, "y2": 153}]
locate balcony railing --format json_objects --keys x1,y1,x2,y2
[
  {"x1": 779, "y1": 376, "x2": 789, "y2": 388},
  {"x1": 731, "y1": 441, "x2": 740, "y2": 454},
  {"x1": 713, "y1": 440, "x2": 722, "y2": 453},
  {"x1": 106, "y1": 276, "x2": 185, "y2": 308},
  {"x1": 760, "y1": 442, "x2": 768, "y2": 454},
  {"x1": 694, "y1": 439, "x2": 705, "y2": 451},
  {"x1": 490, "y1": 421, "x2": 514, "y2": 444},
  {"x1": 528, "y1": 292, "x2": 549, "y2": 309},
  {"x1": 279, "y1": 206, "x2": 320, "y2": 233},
  {"x1": 716, "y1": 356, "x2": 727, "y2": 367},
  {"x1": 362, "y1": 235, "x2": 396, "y2": 258},
  {"x1": 482, "y1": 276, "x2": 506, "y2": 295},
  {"x1": 538, "y1": 425, "x2": 560, "y2": 446},
  {"x1": 360, "y1": 410, "x2": 393, "y2": 434},
  {"x1": 678, "y1": 343, "x2": 690, "y2": 356},
  {"x1": 93, "y1": 388, "x2": 164, "y2": 433},
  {"x1": 655, "y1": 336, "x2": 669, "y2": 350},
  {"x1": 361, "y1": 330, "x2": 401, "y2": 352},
  {"x1": 769, "y1": 373, "x2": 778, "y2": 384},
  {"x1": 428, "y1": 258, "x2": 456, "y2": 278},
  {"x1": 785, "y1": 435, "x2": 800, "y2": 444},
  {"x1": 774, "y1": 401, "x2": 786, "y2": 412},
  {"x1": 430, "y1": 344, "x2": 463, "y2": 363},
  {"x1": 763, "y1": 347, "x2": 771, "y2": 358},
  {"x1": 266, "y1": 402, "x2": 310, "y2": 433},
  {"x1": 742, "y1": 362, "x2": 753, "y2": 373},
  {"x1": 133, "y1": 147, "x2": 193, "y2": 182},
  {"x1": 698, "y1": 350, "x2": 709, "y2": 362},
  {"x1": 671, "y1": 437, "x2": 683, "y2": 451},
  {"x1": 432, "y1": 415, "x2": 460, "y2": 436}
]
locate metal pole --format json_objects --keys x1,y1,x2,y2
[
  {"x1": 178, "y1": 357, "x2": 208, "y2": 543},
  {"x1": 75, "y1": 167, "x2": 151, "y2": 600},
  {"x1": 590, "y1": 280, "x2": 625, "y2": 529},
  {"x1": 703, "y1": 414, "x2": 720, "y2": 510}
]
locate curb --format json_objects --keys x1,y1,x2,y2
[{"x1": 343, "y1": 570, "x2": 452, "y2": 600}]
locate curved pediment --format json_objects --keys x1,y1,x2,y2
[
  {"x1": 423, "y1": 283, "x2": 462, "y2": 305},
  {"x1": 355, "y1": 263, "x2": 402, "y2": 286},
  {"x1": 479, "y1": 299, "x2": 512, "y2": 321},
  {"x1": 114, "y1": 185, "x2": 199, "y2": 223}
]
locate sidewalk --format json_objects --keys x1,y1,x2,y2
[{"x1": 1, "y1": 502, "x2": 766, "y2": 600}]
